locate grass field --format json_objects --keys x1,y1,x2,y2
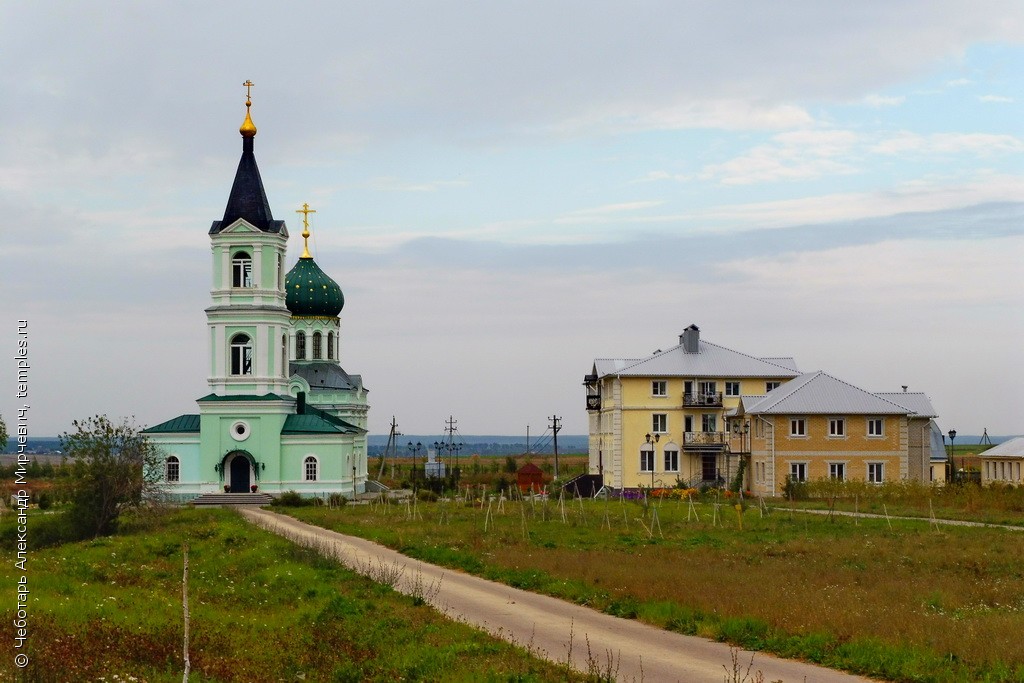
[
  {"x1": 285, "y1": 493, "x2": 1024, "y2": 683},
  {"x1": 0, "y1": 508, "x2": 585, "y2": 682}
]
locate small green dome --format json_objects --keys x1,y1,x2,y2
[{"x1": 285, "y1": 257, "x2": 344, "y2": 317}]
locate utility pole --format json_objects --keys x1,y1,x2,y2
[
  {"x1": 549, "y1": 415, "x2": 562, "y2": 480},
  {"x1": 379, "y1": 416, "x2": 401, "y2": 479},
  {"x1": 445, "y1": 415, "x2": 458, "y2": 481}
]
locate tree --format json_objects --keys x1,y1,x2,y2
[
  {"x1": 0, "y1": 413, "x2": 7, "y2": 452},
  {"x1": 60, "y1": 415, "x2": 166, "y2": 537}
]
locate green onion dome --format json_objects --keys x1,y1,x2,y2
[{"x1": 285, "y1": 257, "x2": 344, "y2": 317}]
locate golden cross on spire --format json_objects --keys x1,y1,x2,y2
[
  {"x1": 243, "y1": 79, "x2": 255, "y2": 105},
  {"x1": 296, "y1": 203, "x2": 317, "y2": 259}
]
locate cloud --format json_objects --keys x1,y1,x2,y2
[
  {"x1": 698, "y1": 129, "x2": 859, "y2": 185},
  {"x1": 870, "y1": 132, "x2": 1024, "y2": 156},
  {"x1": 366, "y1": 176, "x2": 471, "y2": 192},
  {"x1": 979, "y1": 94, "x2": 1014, "y2": 103},
  {"x1": 946, "y1": 78, "x2": 973, "y2": 87},
  {"x1": 863, "y1": 94, "x2": 906, "y2": 107}
]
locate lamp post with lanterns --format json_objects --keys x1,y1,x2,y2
[
  {"x1": 947, "y1": 429, "x2": 957, "y2": 483},
  {"x1": 407, "y1": 441, "x2": 423, "y2": 492},
  {"x1": 645, "y1": 432, "x2": 659, "y2": 490}
]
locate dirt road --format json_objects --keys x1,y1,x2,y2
[{"x1": 239, "y1": 507, "x2": 875, "y2": 682}]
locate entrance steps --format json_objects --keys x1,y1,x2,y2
[{"x1": 191, "y1": 492, "x2": 274, "y2": 506}]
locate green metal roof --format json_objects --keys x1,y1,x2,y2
[
  {"x1": 196, "y1": 393, "x2": 288, "y2": 402},
  {"x1": 285, "y1": 257, "x2": 344, "y2": 317},
  {"x1": 143, "y1": 414, "x2": 200, "y2": 434},
  {"x1": 282, "y1": 404, "x2": 364, "y2": 434}
]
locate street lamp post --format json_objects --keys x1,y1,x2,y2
[
  {"x1": 407, "y1": 441, "x2": 422, "y2": 492},
  {"x1": 451, "y1": 442, "x2": 462, "y2": 484},
  {"x1": 645, "y1": 432, "x2": 660, "y2": 490}
]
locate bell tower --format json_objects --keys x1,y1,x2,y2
[{"x1": 205, "y1": 82, "x2": 292, "y2": 396}]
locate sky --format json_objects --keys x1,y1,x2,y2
[{"x1": 1, "y1": 1, "x2": 1022, "y2": 438}]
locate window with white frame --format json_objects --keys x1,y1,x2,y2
[
  {"x1": 281, "y1": 335, "x2": 288, "y2": 378},
  {"x1": 867, "y1": 418, "x2": 884, "y2": 437},
  {"x1": 652, "y1": 413, "x2": 667, "y2": 433},
  {"x1": 724, "y1": 381, "x2": 740, "y2": 397},
  {"x1": 663, "y1": 449, "x2": 679, "y2": 472},
  {"x1": 295, "y1": 331, "x2": 306, "y2": 360},
  {"x1": 789, "y1": 462, "x2": 807, "y2": 482},
  {"x1": 829, "y1": 462, "x2": 846, "y2": 480},
  {"x1": 651, "y1": 380, "x2": 667, "y2": 397},
  {"x1": 829, "y1": 417, "x2": 845, "y2": 437},
  {"x1": 867, "y1": 462, "x2": 885, "y2": 483},
  {"x1": 166, "y1": 456, "x2": 180, "y2": 482},
  {"x1": 312, "y1": 331, "x2": 323, "y2": 359},
  {"x1": 232, "y1": 251, "x2": 253, "y2": 287},
  {"x1": 701, "y1": 413, "x2": 717, "y2": 433},
  {"x1": 230, "y1": 334, "x2": 253, "y2": 375},
  {"x1": 639, "y1": 448, "x2": 654, "y2": 472},
  {"x1": 304, "y1": 456, "x2": 318, "y2": 481},
  {"x1": 327, "y1": 332, "x2": 335, "y2": 360},
  {"x1": 790, "y1": 418, "x2": 807, "y2": 437},
  {"x1": 766, "y1": 381, "x2": 781, "y2": 392},
  {"x1": 699, "y1": 381, "x2": 717, "y2": 397}
]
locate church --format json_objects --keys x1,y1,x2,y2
[{"x1": 144, "y1": 85, "x2": 370, "y2": 501}]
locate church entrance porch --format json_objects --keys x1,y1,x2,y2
[{"x1": 226, "y1": 451, "x2": 255, "y2": 492}]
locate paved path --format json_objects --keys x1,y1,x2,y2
[
  {"x1": 780, "y1": 507, "x2": 1024, "y2": 530},
  {"x1": 239, "y1": 507, "x2": 875, "y2": 683}
]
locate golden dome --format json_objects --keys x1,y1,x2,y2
[{"x1": 240, "y1": 102, "x2": 257, "y2": 138}]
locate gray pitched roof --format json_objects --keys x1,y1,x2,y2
[
  {"x1": 875, "y1": 392, "x2": 938, "y2": 418},
  {"x1": 291, "y1": 362, "x2": 364, "y2": 392},
  {"x1": 980, "y1": 436, "x2": 1024, "y2": 458},
  {"x1": 743, "y1": 371, "x2": 913, "y2": 415},
  {"x1": 594, "y1": 340, "x2": 799, "y2": 379}
]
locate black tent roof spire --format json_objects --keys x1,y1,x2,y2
[{"x1": 210, "y1": 80, "x2": 285, "y2": 234}]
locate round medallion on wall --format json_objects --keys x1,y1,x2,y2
[{"x1": 230, "y1": 421, "x2": 251, "y2": 442}]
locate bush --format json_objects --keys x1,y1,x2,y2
[
  {"x1": 416, "y1": 489, "x2": 439, "y2": 503},
  {"x1": 782, "y1": 475, "x2": 808, "y2": 501},
  {"x1": 273, "y1": 490, "x2": 312, "y2": 507},
  {"x1": 327, "y1": 492, "x2": 348, "y2": 507}
]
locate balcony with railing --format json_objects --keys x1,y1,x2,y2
[
  {"x1": 683, "y1": 431, "x2": 728, "y2": 450},
  {"x1": 586, "y1": 394, "x2": 601, "y2": 411},
  {"x1": 683, "y1": 391, "x2": 723, "y2": 407}
]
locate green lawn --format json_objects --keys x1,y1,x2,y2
[
  {"x1": 1, "y1": 508, "x2": 585, "y2": 682},
  {"x1": 284, "y1": 494, "x2": 1024, "y2": 683}
]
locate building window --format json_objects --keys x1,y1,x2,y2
[
  {"x1": 789, "y1": 462, "x2": 807, "y2": 482},
  {"x1": 230, "y1": 334, "x2": 253, "y2": 375},
  {"x1": 652, "y1": 413, "x2": 667, "y2": 433},
  {"x1": 701, "y1": 414, "x2": 717, "y2": 433},
  {"x1": 640, "y1": 448, "x2": 654, "y2": 472},
  {"x1": 790, "y1": 418, "x2": 807, "y2": 437},
  {"x1": 295, "y1": 331, "x2": 306, "y2": 360},
  {"x1": 664, "y1": 449, "x2": 679, "y2": 472},
  {"x1": 281, "y1": 334, "x2": 288, "y2": 378},
  {"x1": 327, "y1": 332, "x2": 335, "y2": 360},
  {"x1": 278, "y1": 253, "x2": 284, "y2": 289},
  {"x1": 312, "y1": 331, "x2": 323, "y2": 359},
  {"x1": 724, "y1": 381, "x2": 740, "y2": 397},
  {"x1": 699, "y1": 381, "x2": 717, "y2": 397},
  {"x1": 867, "y1": 418, "x2": 884, "y2": 437},
  {"x1": 166, "y1": 456, "x2": 180, "y2": 482},
  {"x1": 766, "y1": 381, "x2": 781, "y2": 392},
  {"x1": 304, "y1": 456, "x2": 318, "y2": 482},
  {"x1": 829, "y1": 418, "x2": 845, "y2": 437},
  {"x1": 867, "y1": 462, "x2": 885, "y2": 483},
  {"x1": 651, "y1": 380, "x2": 667, "y2": 397},
  {"x1": 829, "y1": 462, "x2": 845, "y2": 480},
  {"x1": 232, "y1": 251, "x2": 253, "y2": 287}
]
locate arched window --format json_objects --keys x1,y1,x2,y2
[
  {"x1": 166, "y1": 456, "x2": 180, "y2": 482},
  {"x1": 232, "y1": 251, "x2": 252, "y2": 288},
  {"x1": 230, "y1": 333, "x2": 253, "y2": 375},
  {"x1": 327, "y1": 332, "x2": 335, "y2": 360},
  {"x1": 295, "y1": 331, "x2": 306, "y2": 360},
  {"x1": 312, "y1": 331, "x2": 322, "y2": 359},
  {"x1": 281, "y1": 334, "x2": 288, "y2": 378},
  {"x1": 304, "y1": 456, "x2": 318, "y2": 482},
  {"x1": 278, "y1": 253, "x2": 284, "y2": 289}
]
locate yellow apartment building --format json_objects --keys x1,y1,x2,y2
[
  {"x1": 584, "y1": 325, "x2": 800, "y2": 490},
  {"x1": 735, "y1": 371, "x2": 936, "y2": 496},
  {"x1": 585, "y1": 325, "x2": 940, "y2": 495}
]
